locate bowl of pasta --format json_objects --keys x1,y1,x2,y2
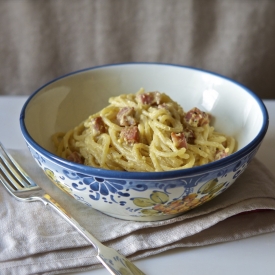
[{"x1": 20, "y1": 63, "x2": 269, "y2": 221}]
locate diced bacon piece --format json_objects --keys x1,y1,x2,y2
[
  {"x1": 215, "y1": 149, "x2": 229, "y2": 160},
  {"x1": 67, "y1": 151, "x2": 84, "y2": 164},
  {"x1": 91, "y1": 116, "x2": 105, "y2": 135},
  {"x1": 116, "y1": 107, "x2": 136, "y2": 126},
  {"x1": 120, "y1": 126, "x2": 139, "y2": 144},
  {"x1": 136, "y1": 92, "x2": 161, "y2": 106},
  {"x1": 184, "y1": 128, "x2": 195, "y2": 144},
  {"x1": 171, "y1": 132, "x2": 188, "y2": 149},
  {"x1": 185, "y1": 107, "x2": 210, "y2": 127}
]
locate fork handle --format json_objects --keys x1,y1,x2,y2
[
  {"x1": 41, "y1": 194, "x2": 102, "y2": 250},
  {"x1": 40, "y1": 194, "x2": 146, "y2": 275}
]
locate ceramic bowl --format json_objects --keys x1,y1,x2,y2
[{"x1": 20, "y1": 63, "x2": 269, "y2": 221}]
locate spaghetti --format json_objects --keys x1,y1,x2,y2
[{"x1": 52, "y1": 88, "x2": 236, "y2": 172}]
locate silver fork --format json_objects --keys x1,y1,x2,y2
[{"x1": 0, "y1": 142, "x2": 146, "y2": 275}]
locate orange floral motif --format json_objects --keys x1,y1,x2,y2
[
  {"x1": 152, "y1": 193, "x2": 213, "y2": 215},
  {"x1": 132, "y1": 179, "x2": 227, "y2": 216}
]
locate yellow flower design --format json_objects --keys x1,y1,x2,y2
[
  {"x1": 132, "y1": 179, "x2": 226, "y2": 216},
  {"x1": 44, "y1": 168, "x2": 73, "y2": 197}
]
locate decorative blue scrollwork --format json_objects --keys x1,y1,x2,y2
[
  {"x1": 233, "y1": 163, "x2": 247, "y2": 179},
  {"x1": 69, "y1": 175, "x2": 130, "y2": 203},
  {"x1": 89, "y1": 192, "x2": 100, "y2": 201},
  {"x1": 63, "y1": 170, "x2": 81, "y2": 180},
  {"x1": 72, "y1": 181, "x2": 87, "y2": 191},
  {"x1": 31, "y1": 151, "x2": 46, "y2": 166},
  {"x1": 73, "y1": 194, "x2": 92, "y2": 207},
  {"x1": 130, "y1": 182, "x2": 148, "y2": 192}
]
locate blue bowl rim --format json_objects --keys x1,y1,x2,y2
[{"x1": 19, "y1": 62, "x2": 269, "y2": 180}]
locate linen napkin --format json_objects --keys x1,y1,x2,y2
[{"x1": 1, "y1": 150, "x2": 275, "y2": 275}]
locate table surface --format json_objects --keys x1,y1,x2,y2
[{"x1": 1, "y1": 96, "x2": 274, "y2": 275}]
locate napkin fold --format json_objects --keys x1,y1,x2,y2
[{"x1": 1, "y1": 150, "x2": 275, "y2": 275}]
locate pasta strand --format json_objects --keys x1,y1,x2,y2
[{"x1": 52, "y1": 89, "x2": 236, "y2": 172}]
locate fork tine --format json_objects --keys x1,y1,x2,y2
[
  {"x1": 0, "y1": 167, "x2": 19, "y2": 193},
  {"x1": 0, "y1": 142, "x2": 146, "y2": 275},
  {"x1": 0, "y1": 142, "x2": 37, "y2": 188}
]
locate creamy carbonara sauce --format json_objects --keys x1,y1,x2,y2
[{"x1": 52, "y1": 88, "x2": 235, "y2": 172}]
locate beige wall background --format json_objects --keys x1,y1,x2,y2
[{"x1": 0, "y1": 0, "x2": 274, "y2": 98}]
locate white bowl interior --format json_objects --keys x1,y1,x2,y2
[{"x1": 23, "y1": 64, "x2": 264, "y2": 155}]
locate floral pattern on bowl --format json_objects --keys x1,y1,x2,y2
[{"x1": 27, "y1": 143, "x2": 257, "y2": 221}]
